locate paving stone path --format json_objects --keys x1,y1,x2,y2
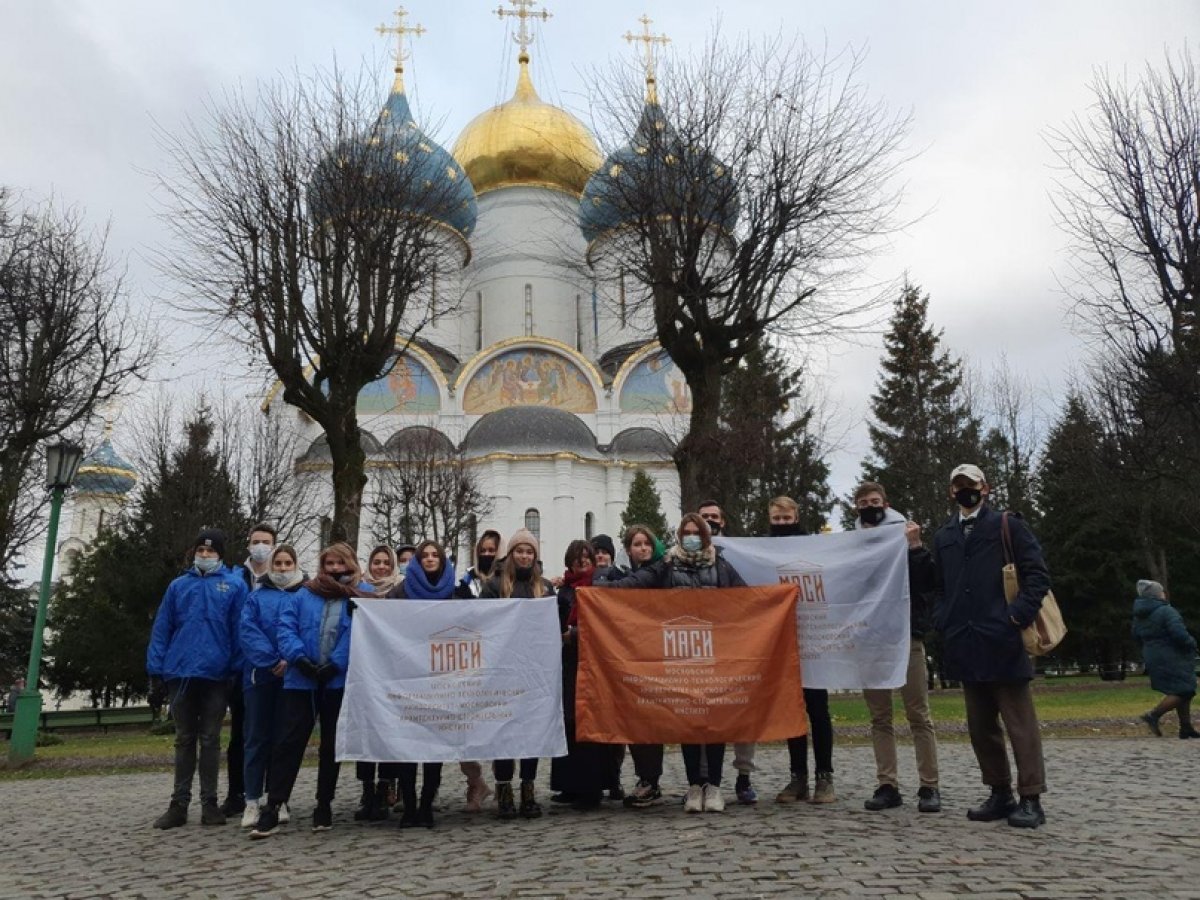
[{"x1": 3, "y1": 738, "x2": 1198, "y2": 899}]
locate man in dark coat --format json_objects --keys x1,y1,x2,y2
[{"x1": 931, "y1": 464, "x2": 1051, "y2": 829}]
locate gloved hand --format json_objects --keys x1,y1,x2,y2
[
  {"x1": 294, "y1": 657, "x2": 321, "y2": 680},
  {"x1": 315, "y1": 663, "x2": 338, "y2": 684},
  {"x1": 346, "y1": 599, "x2": 358, "y2": 616},
  {"x1": 148, "y1": 676, "x2": 167, "y2": 707}
]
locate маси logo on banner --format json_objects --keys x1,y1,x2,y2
[
  {"x1": 777, "y1": 557, "x2": 827, "y2": 604},
  {"x1": 428, "y1": 625, "x2": 483, "y2": 675},
  {"x1": 661, "y1": 615, "x2": 715, "y2": 666}
]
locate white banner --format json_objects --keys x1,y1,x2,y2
[
  {"x1": 715, "y1": 528, "x2": 910, "y2": 690},
  {"x1": 335, "y1": 598, "x2": 567, "y2": 763}
]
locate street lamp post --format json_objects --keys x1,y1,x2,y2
[{"x1": 8, "y1": 441, "x2": 83, "y2": 763}]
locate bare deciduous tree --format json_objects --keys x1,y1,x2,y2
[
  {"x1": 0, "y1": 189, "x2": 151, "y2": 575},
  {"x1": 583, "y1": 34, "x2": 909, "y2": 507},
  {"x1": 368, "y1": 426, "x2": 492, "y2": 555},
  {"x1": 155, "y1": 66, "x2": 474, "y2": 546}
]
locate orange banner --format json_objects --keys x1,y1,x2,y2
[{"x1": 575, "y1": 585, "x2": 806, "y2": 744}]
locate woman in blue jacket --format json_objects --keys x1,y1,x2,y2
[
  {"x1": 238, "y1": 544, "x2": 305, "y2": 828},
  {"x1": 390, "y1": 540, "x2": 457, "y2": 827},
  {"x1": 250, "y1": 542, "x2": 372, "y2": 838},
  {"x1": 1133, "y1": 579, "x2": 1199, "y2": 739}
]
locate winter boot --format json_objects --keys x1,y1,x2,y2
[
  {"x1": 372, "y1": 780, "x2": 391, "y2": 821},
  {"x1": 153, "y1": 802, "x2": 188, "y2": 830},
  {"x1": 353, "y1": 781, "x2": 375, "y2": 821},
  {"x1": 200, "y1": 801, "x2": 227, "y2": 826},
  {"x1": 399, "y1": 780, "x2": 420, "y2": 828},
  {"x1": 495, "y1": 782, "x2": 517, "y2": 820},
  {"x1": 418, "y1": 782, "x2": 438, "y2": 828},
  {"x1": 519, "y1": 779, "x2": 542, "y2": 819}
]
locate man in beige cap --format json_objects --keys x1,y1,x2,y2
[{"x1": 930, "y1": 464, "x2": 1052, "y2": 829}]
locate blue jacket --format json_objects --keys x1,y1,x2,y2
[
  {"x1": 1133, "y1": 596, "x2": 1197, "y2": 697},
  {"x1": 932, "y1": 505, "x2": 1051, "y2": 682},
  {"x1": 277, "y1": 583, "x2": 366, "y2": 691},
  {"x1": 146, "y1": 565, "x2": 247, "y2": 682},
  {"x1": 239, "y1": 576, "x2": 305, "y2": 688}
]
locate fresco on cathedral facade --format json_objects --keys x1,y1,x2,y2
[
  {"x1": 356, "y1": 354, "x2": 442, "y2": 414},
  {"x1": 462, "y1": 348, "x2": 597, "y2": 414},
  {"x1": 619, "y1": 350, "x2": 692, "y2": 414}
]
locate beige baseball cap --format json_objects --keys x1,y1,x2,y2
[{"x1": 949, "y1": 463, "x2": 986, "y2": 485}]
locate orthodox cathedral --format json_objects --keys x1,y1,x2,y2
[{"x1": 63, "y1": 4, "x2": 692, "y2": 572}]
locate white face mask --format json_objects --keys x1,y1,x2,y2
[
  {"x1": 681, "y1": 535, "x2": 703, "y2": 552},
  {"x1": 269, "y1": 570, "x2": 303, "y2": 589},
  {"x1": 194, "y1": 556, "x2": 221, "y2": 574},
  {"x1": 248, "y1": 543, "x2": 274, "y2": 564}
]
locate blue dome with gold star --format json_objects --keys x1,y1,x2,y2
[
  {"x1": 579, "y1": 95, "x2": 737, "y2": 253},
  {"x1": 73, "y1": 438, "x2": 137, "y2": 496},
  {"x1": 310, "y1": 78, "x2": 477, "y2": 253}
]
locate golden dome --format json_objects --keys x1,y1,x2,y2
[{"x1": 453, "y1": 53, "x2": 602, "y2": 197}]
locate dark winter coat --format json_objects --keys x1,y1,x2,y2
[
  {"x1": 146, "y1": 564, "x2": 247, "y2": 682},
  {"x1": 478, "y1": 571, "x2": 556, "y2": 599},
  {"x1": 1133, "y1": 597, "x2": 1198, "y2": 697},
  {"x1": 608, "y1": 548, "x2": 746, "y2": 590},
  {"x1": 931, "y1": 505, "x2": 1051, "y2": 682}
]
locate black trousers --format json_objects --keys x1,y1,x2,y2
[
  {"x1": 630, "y1": 744, "x2": 664, "y2": 786},
  {"x1": 225, "y1": 681, "x2": 245, "y2": 799},
  {"x1": 168, "y1": 678, "x2": 228, "y2": 806},
  {"x1": 356, "y1": 761, "x2": 402, "y2": 782},
  {"x1": 397, "y1": 762, "x2": 443, "y2": 798},
  {"x1": 493, "y1": 758, "x2": 539, "y2": 782},
  {"x1": 266, "y1": 687, "x2": 343, "y2": 807},
  {"x1": 787, "y1": 687, "x2": 834, "y2": 775},
  {"x1": 681, "y1": 743, "x2": 725, "y2": 787}
]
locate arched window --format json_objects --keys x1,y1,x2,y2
[
  {"x1": 584, "y1": 512, "x2": 594, "y2": 540},
  {"x1": 524, "y1": 507, "x2": 541, "y2": 539}
]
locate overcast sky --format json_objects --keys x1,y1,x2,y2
[{"x1": 3, "y1": 1, "x2": 1196, "y2": 541}]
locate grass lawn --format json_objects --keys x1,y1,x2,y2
[{"x1": 0, "y1": 675, "x2": 1165, "y2": 781}]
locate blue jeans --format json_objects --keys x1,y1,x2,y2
[{"x1": 242, "y1": 673, "x2": 283, "y2": 802}]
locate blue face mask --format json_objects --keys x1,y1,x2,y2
[
  {"x1": 681, "y1": 535, "x2": 703, "y2": 552},
  {"x1": 194, "y1": 555, "x2": 221, "y2": 574}
]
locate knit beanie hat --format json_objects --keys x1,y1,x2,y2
[
  {"x1": 507, "y1": 528, "x2": 540, "y2": 559},
  {"x1": 194, "y1": 528, "x2": 226, "y2": 558},
  {"x1": 1137, "y1": 579, "x2": 1165, "y2": 600},
  {"x1": 591, "y1": 534, "x2": 616, "y2": 559}
]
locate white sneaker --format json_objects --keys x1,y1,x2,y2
[
  {"x1": 703, "y1": 784, "x2": 725, "y2": 812},
  {"x1": 684, "y1": 785, "x2": 704, "y2": 813},
  {"x1": 277, "y1": 802, "x2": 290, "y2": 824},
  {"x1": 240, "y1": 799, "x2": 260, "y2": 828}
]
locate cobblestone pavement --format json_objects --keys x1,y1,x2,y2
[{"x1": 3, "y1": 738, "x2": 1199, "y2": 899}]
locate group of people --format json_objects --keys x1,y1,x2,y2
[{"x1": 143, "y1": 460, "x2": 1194, "y2": 839}]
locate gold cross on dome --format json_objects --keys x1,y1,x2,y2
[
  {"x1": 495, "y1": 0, "x2": 550, "y2": 57},
  {"x1": 624, "y1": 14, "x2": 669, "y2": 101},
  {"x1": 376, "y1": 6, "x2": 426, "y2": 78}
]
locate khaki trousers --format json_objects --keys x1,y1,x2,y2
[
  {"x1": 861, "y1": 639, "x2": 939, "y2": 789},
  {"x1": 961, "y1": 679, "x2": 1046, "y2": 796}
]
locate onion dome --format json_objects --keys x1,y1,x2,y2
[
  {"x1": 310, "y1": 74, "x2": 477, "y2": 255},
  {"x1": 452, "y1": 52, "x2": 602, "y2": 197},
  {"x1": 579, "y1": 88, "x2": 737, "y2": 253},
  {"x1": 73, "y1": 438, "x2": 137, "y2": 496}
]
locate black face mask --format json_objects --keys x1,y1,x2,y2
[
  {"x1": 768, "y1": 522, "x2": 805, "y2": 537},
  {"x1": 514, "y1": 565, "x2": 534, "y2": 580},
  {"x1": 954, "y1": 487, "x2": 983, "y2": 510},
  {"x1": 857, "y1": 506, "x2": 888, "y2": 527},
  {"x1": 704, "y1": 520, "x2": 722, "y2": 536},
  {"x1": 476, "y1": 555, "x2": 496, "y2": 575}
]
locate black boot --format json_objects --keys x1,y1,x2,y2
[
  {"x1": 519, "y1": 779, "x2": 543, "y2": 819},
  {"x1": 399, "y1": 780, "x2": 419, "y2": 828},
  {"x1": 1007, "y1": 795, "x2": 1046, "y2": 828},
  {"x1": 495, "y1": 782, "x2": 517, "y2": 820},
  {"x1": 153, "y1": 801, "x2": 188, "y2": 830},
  {"x1": 371, "y1": 780, "x2": 391, "y2": 821},
  {"x1": 966, "y1": 786, "x2": 1017, "y2": 821},
  {"x1": 418, "y1": 783, "x2": 437, "y2": 828},
  {"x1": 353, "y1": 781, "x2": 374, "y2": 821}
]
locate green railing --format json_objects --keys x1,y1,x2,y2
[{"x1": 0, "y1": 705, "x2": 155, "y2": 737}]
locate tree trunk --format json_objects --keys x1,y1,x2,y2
[
  {"x1": 672, "y1": 360, "x2": 724, "y2": 514},
  {"x1": 324, "y1": 401, "x2": 367, "y2": 550}
]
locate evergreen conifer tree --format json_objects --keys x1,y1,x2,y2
[
  {"x1": 47, "y1": 404, "x2": 248, "y2": 703},
  {"x1": 859, "y1": 283, "x2": 984, "y2": 530},
  {"x1": 621, "y1": 469, "x2": 670, "y2": 544}
]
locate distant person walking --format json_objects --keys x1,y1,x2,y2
[{"x1": 1133, "y1": 580, "x2": 1199, "y2": 739}]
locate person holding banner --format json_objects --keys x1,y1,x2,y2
[
  {"x1": 608, "y1": 514, "x2": 746, "y2": 813},
  {"x1": 249, "y1": 543, "x2": 368, "y2": 839},
  {"x1": 765, "y1": 496, "x2": 838, "y2": 807},
  {"x1": 352, "y1": 545, "x2": 404, "y2": 823},
  {"x1": 480, "y1": 529, "x2": 556, "y2": 820},
  {"x1": 596, "y1": 525, "x2": 667, "y2": 809},
  {"x1": 238, "y1": 544, "x2": 306, "y2": 829},
  {"x1": 389, "y1": 540, "x2": 459, "y2": 827},
  {"x1": 932, "y1": 464, "x2": 1050, "y2": 829},
  {"x1": 852, "y1": 483, "x2": 942, "y2": 813}
]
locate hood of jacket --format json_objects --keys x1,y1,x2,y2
[{"x1": 1133, "y1": 595, "x2": 1167, "y2": 619}]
